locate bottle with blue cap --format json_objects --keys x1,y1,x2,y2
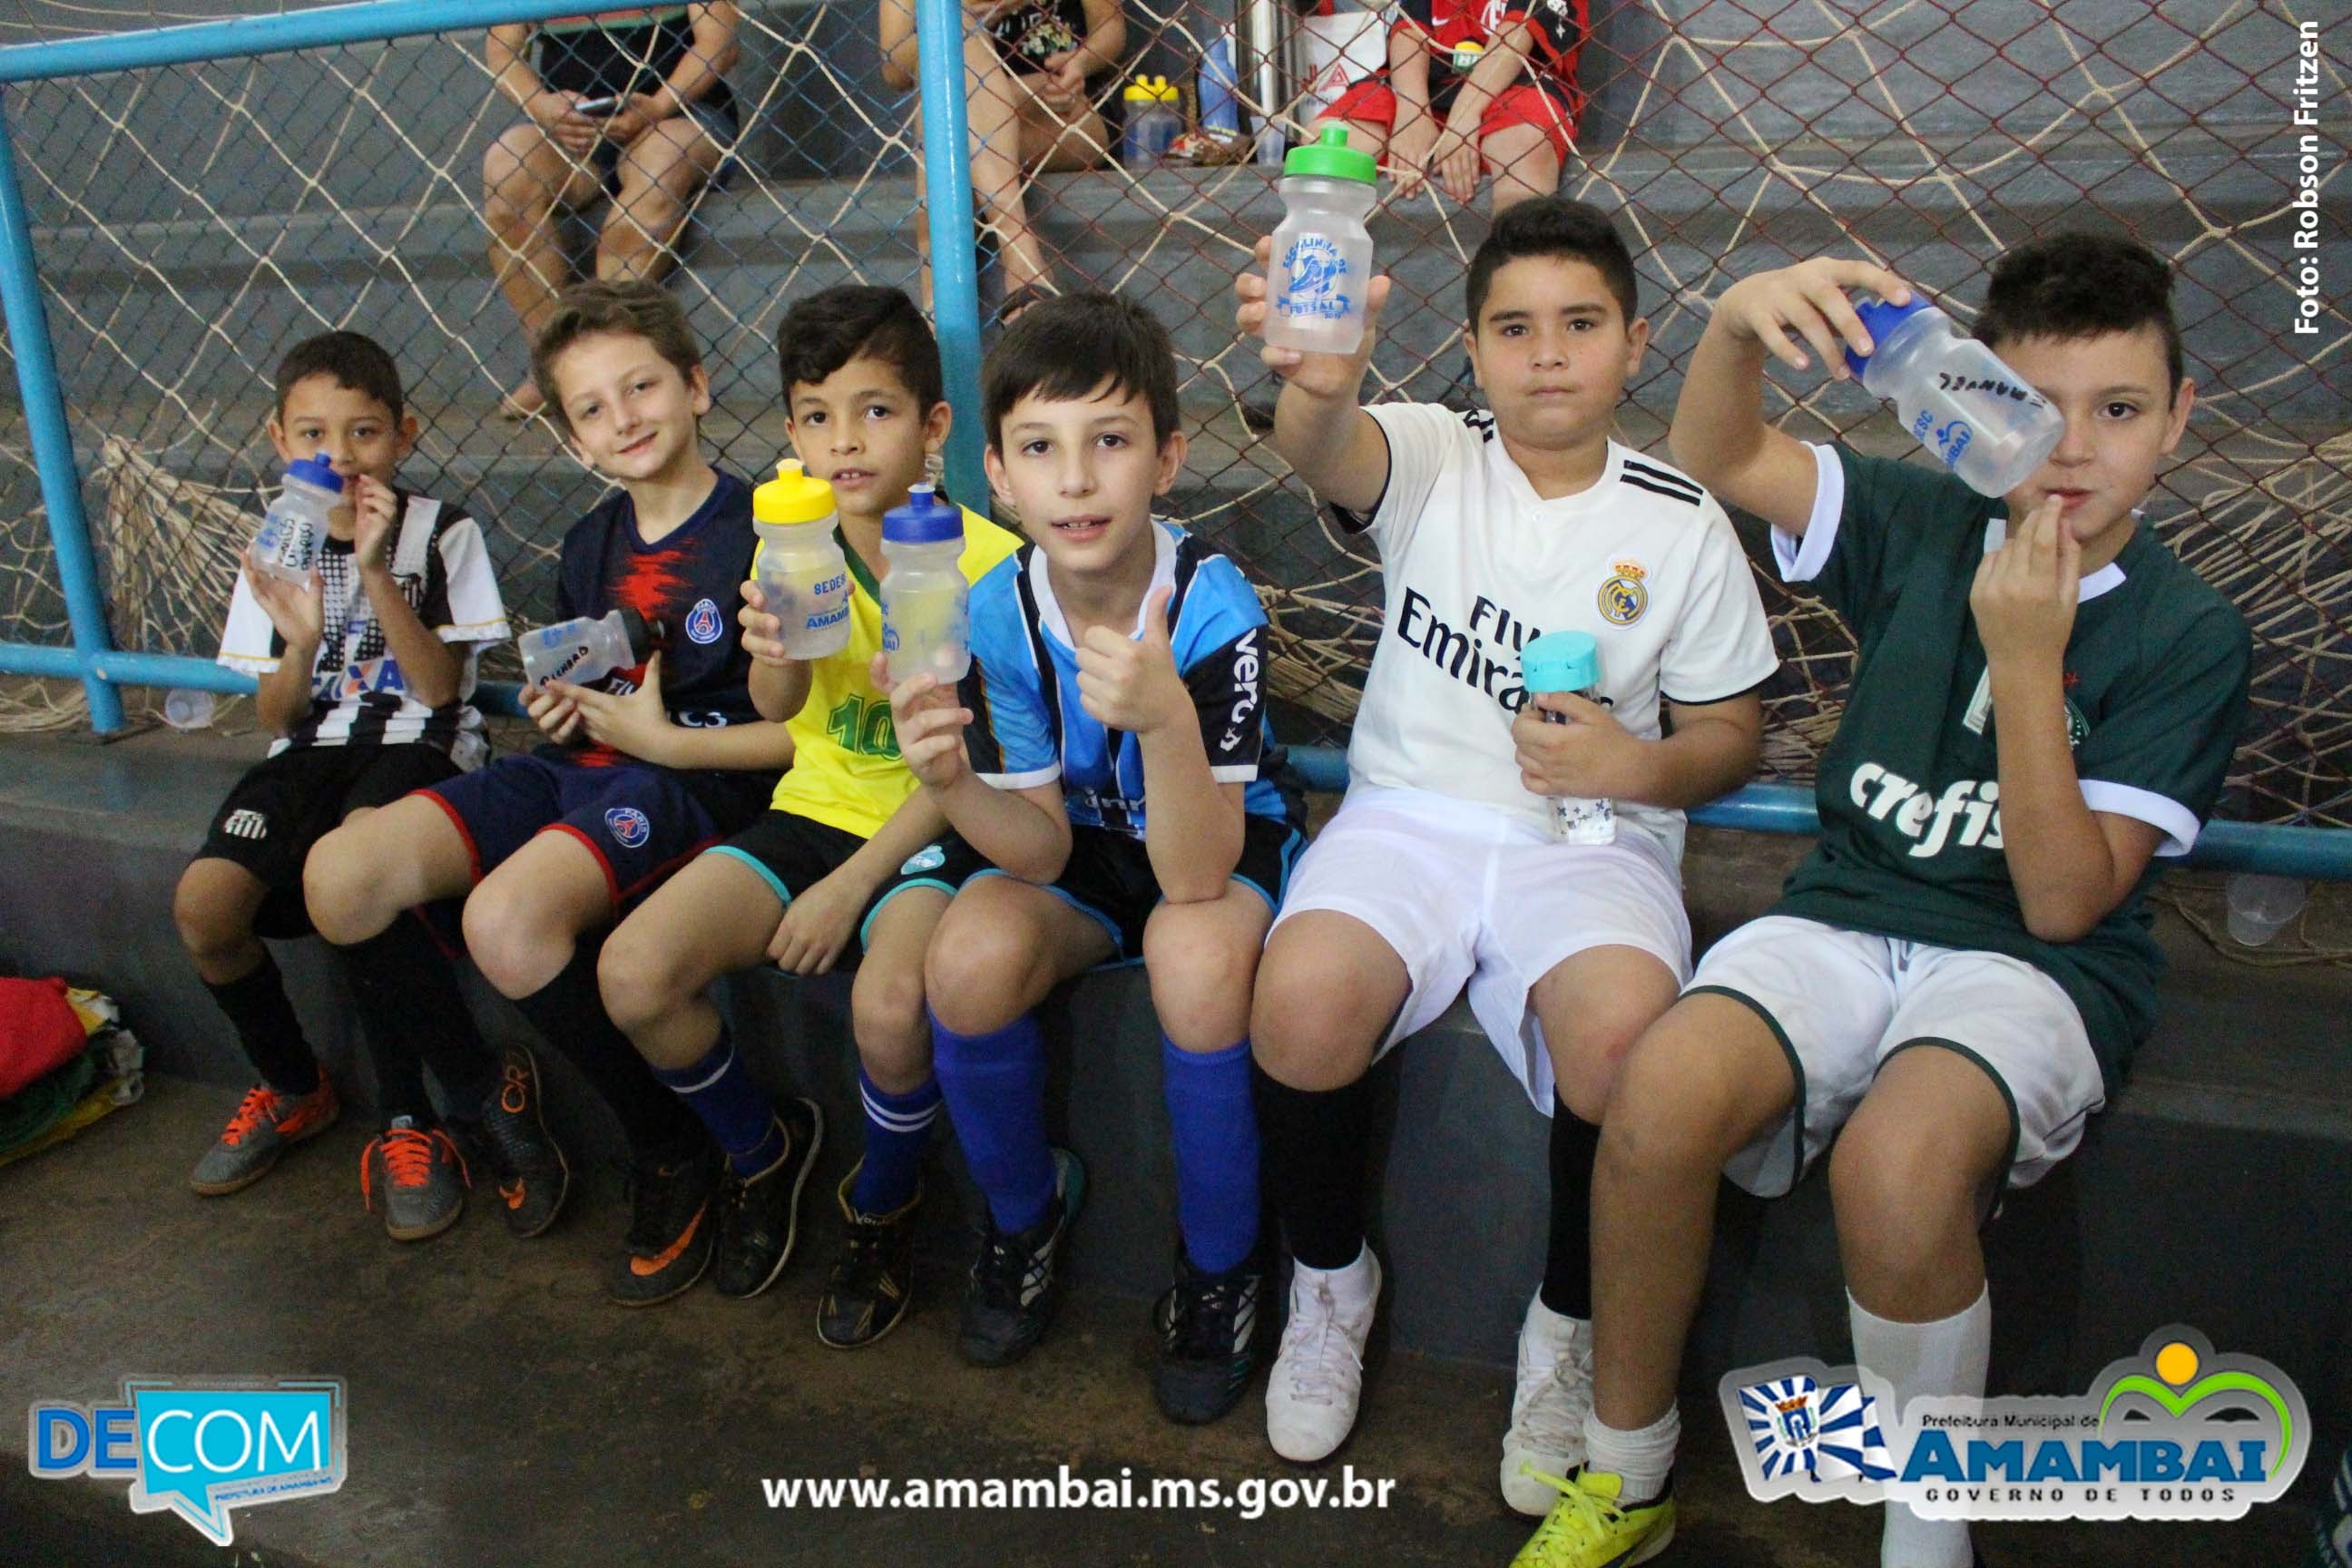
[
  {"x1": 752, "y1": 459, "x2": 852, "y2": 659},
  {"x1": 1845, "y1": 296, "x2": 2064, "y2": 498},
  {"x1": 1265, "y1": 125, "x2": 1380, "y2": 356},
  {"x1": 880, "y1": 483, "x2": 972, "y2": 686},
  {"x1": 250, "y1": 455, "x2": 343, "y2": 584},
  {"x1": 1520, "y1": 629, "x2": 1616, "y2": 845}
]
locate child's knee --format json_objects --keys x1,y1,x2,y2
[
  {"x1": 300, "y1": 832, "x2": 372, "y2": 945},
  {"x1": 923, "y1": 913, "x2": 1033, "y2": 1034},
  {"x1": 461, "y1": 880, "x2": 561, "y2": 999},
  {"x1": 1828, "y1": 1113, "x2": 1985, "y2": 1250},
  {"x1": 172, "y1": 866, "x2": 247, "y2": 960},
  {"x1": 852, "y1": 963, "x2": 930, "y2": 1060},
  {"x1": 596, "y1": 922, "x2": 686, "y2": 1035},
  {"x1": 1249, "y1": 956, "x2": 1378, "y2": 1090},
  {"x1": 1599, "y1": 1035, "x2": 1747, "y2": 1177},
  {"x1": 1143, "y1": 916, "x2": 1260, "y2": 1046}
]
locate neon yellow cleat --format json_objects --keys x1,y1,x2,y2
[{"x1": 1508, "y1": 1467, "x2": 1676, "y2": 1568}]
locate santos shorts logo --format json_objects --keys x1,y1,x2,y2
[
  {"x1": 604, "y1": 806, "x2": 652, "y2": 848},
  {"x1": 684, "y1": 597, "x2": 724, "y2": 645}
]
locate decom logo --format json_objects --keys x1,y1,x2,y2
[
  {"x1": 1720, "y1": 1328, "x2": 2308, "y2": 1523},
  {"x1": 28, "y1": 1377, "x2": 348, "y2": 1544}
]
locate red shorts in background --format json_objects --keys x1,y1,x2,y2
[{"x1": 1318, "y1": 79, "x2": 1578, "y2": 169}]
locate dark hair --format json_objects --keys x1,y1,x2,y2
[
  {"x1": 1465, "y1": 197, "x2": 1640, "y2": 329},
  {"x1": 531, "y1": 279, "x2": 704, "y2": 427},
  {"x1": 982, "y1": 292, "x2": 1181, "y2": 450},
  {"x1": 1979, "y1": 232, "x2": 2184, "y2": 397},
  {"x1": 776, "y1": 285, "x2": 944, "y2": 413},
  {"x1": 274, "y1": 330, "x2": 404, "y2": 423}
]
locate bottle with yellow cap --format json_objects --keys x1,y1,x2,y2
[
  {"x1": 750, "y1": 459, "x2": 852, "y2": 659},
  {"x1": 1122, "y1": 74, "x2": 1181, "y2": 169}
]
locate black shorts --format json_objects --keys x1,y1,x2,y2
[
  {"x1": 970, "y1": 816, "x2": 1306, "y2": 960},
  {"x1": 586, "y1": 96, "x2": 740, "y2": 192},
  {"x1": 195, "y1": 743, "x2": 465, "y2": 936},
  {"x1": 703, "y1": 810, "x2": 990, "y2": 962}
]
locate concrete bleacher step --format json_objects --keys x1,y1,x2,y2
[{"x1": 4, "y1": 725, "x2": 2345, "y2": 1455}]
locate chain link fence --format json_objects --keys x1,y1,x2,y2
[{"x1": 0, "y1": 0, "x2": 2343, "y2": 826}]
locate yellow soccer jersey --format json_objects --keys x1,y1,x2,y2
[{"x1": 759, "y1": 505, "x2": 1022, "y2": 837}]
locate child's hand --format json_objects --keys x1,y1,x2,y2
[
  {"x1": 766, "y1": 866, "x2": 867, "y2": 976},
  {"x1": 1428, "y1": 123, "x2": 1482, "y2": 205},
  {"x1": 1714, "y1": 259, "x2": 1914, "y2": 380},
  {"x1": 1970, "y1": 494, "x2": 2078, "y2": 671},
  {"x1": 552, "y1": 652, "x2": 673, "y2": 762},
  {"x1": 600, "y1": 92, "x2": 666, "y2": 145},
  {"x1": 875, "y1": 652, "x2": 972, "y2": 792},
  {"x1": 350, "y1": 475, "x2": 398, "y2": 575},
  {"x1": 1513, "y1": 691, "x2": 1647, "y2": 802},
  {"x1": 1389, "y1": 115, "x2": 1439, "y2": 200},
  {"x1": 528, "y1": 90, "x2": 600, "y2": 156},
  {"x1": 524, "y1": 681, "x2": 584, "y2": 745},
  {"x1": 242, "y1": 547, "x2": 326, "y2": 649},
  {"x1": 1032, "y1": 52, "x2": 1087, "y2": 115},
  {"x1": 738, "y1": 580, "x2": 798, "y2": 668},
  {"x1": 1074, "y1": 586, "x2": 1189, "y2": 736},
  {"x1": 1236, "y1": 236, "x2": 1394, "y2": 402}
]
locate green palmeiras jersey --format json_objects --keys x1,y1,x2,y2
[{"x1": 1769, "y1": 444, "x2": 2251, "y2": 1091}]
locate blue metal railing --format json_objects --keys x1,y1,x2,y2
[{"x1": 0, "y1": 0, "x2": 2344, "y2": 881}]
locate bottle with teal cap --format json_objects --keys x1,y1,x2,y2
[
  {"x1": 1265, "y1": 125, "x2": 1380, "y2": 356},
  {"x1": 1519, "y1": 629, "x2": 1615, "y2": 845}
]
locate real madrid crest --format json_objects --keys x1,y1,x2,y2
[{"x1": 1598, "y1": 559, "x2": 1649, "y2": 626}]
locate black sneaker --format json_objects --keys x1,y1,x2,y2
[
  {"x1": 608, "y1": 1138, "x2": 722, "y2": 1307},
  {"x1": 712, "y1": 1097, "x2": 824, "y2": 1299},
  {"x1": 958, "y1": 1147, "x2": 1084, "y2": 1368},
  {"x1": 818, "y1": 1162, "x2": 921, "y2": 1349},
  {"x1": 475, "y1": 1043, "x2": 571, "y2": 1239},
  {"x1": 1152, "y1": 1245, "x2": 1265, "y2": 1425}
]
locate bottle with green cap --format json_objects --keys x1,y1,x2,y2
[
  {"x1": 751, "y1": 459, "x2": 851, "y2": 659},
  {"x1": 1265, "y1": 125, "x2": 1380, "y2": 356},
  {"x1": 1519, "y1": 629, "x2": 1616, "y2": 845}
]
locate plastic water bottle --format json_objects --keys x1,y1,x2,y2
[
  {"x1": 751, "y1": 460, "x2": 852, "y2": 660},
  {"x1": 1264, "y1": 125, "x2": 1379, "y2": 356},
  {"x1": 2225, "y1": 872, "x2": 2306, "y2": 946},
  {"x1": 879, "y1": 484, "x2": 971, "y2": 687},
  {"x1": 1122, "y1": 76, "x2": 1181, "y2": 167},
  {"x1": 1845, "y1": 299, "x2": 2065, "y2": 498},
  {"x1": 250, "y1": 456, "x2": 342, "y2": 584},
  {"x1": 519, "y1": 607, "x2": 642, "y2": 690},
  {"x1": 1520, "y1": 629, "x2": 1616, "y2": 845},
  {"x1": 1200, "y1": 31, "x2": 1240, "y2": 136},
  {"x1": 162, "y1": 688, "x2": 215, "y2": 730}
]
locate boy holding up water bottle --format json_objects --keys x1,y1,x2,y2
[
  {"x1": 1522, "y1": 236, "x2": 2252, "y2": 1568},
  {"x1": 882, "y1": 293, "x2": 1305, "y2": 1423},
  {"x1": 306, "y1": 281, "x2": 788, "y2": 1281},
  {"x1": 183, "y1": 331, "x2": 519, "y2": 1233},
  {"x1": 598, "y1": 285, "x2": 1020, "y2": 1328},
  {"x1": 1231, "y1": 197, "x2": 1778, "y2": 1492}
]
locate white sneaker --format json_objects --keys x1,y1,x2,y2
[
  {"x1": 1500, "y1": 1291, "x2": 1592, "y2": 1514},
  {"x1": 1265, "y1": 1249, "x2": 1382, "y2": 1463}
]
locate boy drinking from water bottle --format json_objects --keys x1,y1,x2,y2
[
  {"x1": 304, "y1": 281, "x2": 789, "y2": 1285},
  {"x1": 1231, "y1": 197, "x2": 1778, "y2": 1493},
  {"x1": 884, "y1": 293, "x2": 1305, "y2": 1424},
  {"x1": 597, "y1": 285, "x2": 1019, "y2": 1328},
  {"x1": 1524, "y1": 235, "x2": 2253, "y2": 1568}
]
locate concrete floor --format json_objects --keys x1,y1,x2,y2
[{"x1": 0, "y1": 1076, "x2": 2315, "y2": 1567}]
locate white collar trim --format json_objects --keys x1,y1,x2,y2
[
  {"x1": 1982, "y1": 514, "x2": 2129, "y2": 603},
  {"x1": 1029, "y1": 521, "x2": 1177, "y2": 648}
]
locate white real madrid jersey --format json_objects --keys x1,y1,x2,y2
[{"x1": 1336, "y1": 403, "x2": 1779, "y2": 866}]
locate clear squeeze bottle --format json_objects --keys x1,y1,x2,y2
[
  {"x1": 880, "y1": 483, "x2": 972, "y2": 686},
  {"x1": 250, "y1": 456, "x2": 343, "y2": 583},
  {"x1": 1520, "y1": 629, "x2": 1616, "y2": 845},
  {"x1": 752, "y1": 460, "x2": 852, "y2": 659},
  {"x1": 1264, "y1": 126, "x2": 1379, "y2": 356},
  {"x1": 1846, "y1": 298, "x2": 2064, "y2": 497}
]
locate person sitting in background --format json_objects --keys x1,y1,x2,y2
[
  {"x1": 483, "y1": 5, "x2": 742, "y2": 419},
  {"x1": 880, "y1": 0, "x2": 1123, "y2": 321}
]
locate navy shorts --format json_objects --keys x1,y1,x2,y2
[
  {"x1": 418, "y1": 749, "x2": 736, "y2": 912},
  {"x1": 703, "y1": 811, "x2": 989, "y2": 958},
  {"x1": 971, "y1": 816, "x2": 1306, "y2": 960}
]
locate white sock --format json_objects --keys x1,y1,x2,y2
[
  {"x1": 1582, "y1": 1404, "x2": 1679, "y2": 1504},
  {"x1": 1849, "y1": 1285, "x2": 1991, "y2": 1568},
  {"x1": 1294, "y1": 1243, "x2": 1377, "y2": 1316}
]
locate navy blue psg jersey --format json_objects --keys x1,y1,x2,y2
[
  {"x1": 555, "y1": 468, "x2": 760, "y2": 769},
  {"x1": 961, "y1": 523, "x2": 1300, "y2": 837}
]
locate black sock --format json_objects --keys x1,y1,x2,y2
[
  {"x1": 512, "y1": 938, "x2": 703, "y2": 1159},
  {"x1": 1252, "y1": 1063, "x2": 1372, "y2": 1271},
  {"x1": 203, "y1": 951, "x2": 318, "y2": 1096},
  {"x1": 1541, "y1": 1099, "x2": 1601, "y2": 1319},
  {"x1": 341, "y1": 911, "x2": 494, "y2": 1124}
]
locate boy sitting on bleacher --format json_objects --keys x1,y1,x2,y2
[
  {"x1": 1232, "y1": 197, "x2": 1778, "y2": 1497},
  {"x1": 1522, "y1": 235, "x2": 2253, "y2": 1568},
  {"x1": 182, "y1": 331, "x2": 521, "y2": 1239}
]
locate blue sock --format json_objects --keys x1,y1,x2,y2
[
  {"x1": 852, "y1": 1066, "x2": 941, "y2": 1214},
  {"x1": 651, "y1": 1029, "x2": 786, "y2": 1178},
  {"x1": 930, "y1": 1008, "x2": 1054, "y2": 1235},
  {"x1": 1162, "y1": 1035, "x2": 1260, "y2": 1275}
]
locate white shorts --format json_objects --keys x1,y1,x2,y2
[
  {"x1": 1692, "y1": 915, "x2": 2106, "y2": 1199},
  {"x1": 1271, "y1": 784, "x2": 1691, "y2": 1111}
]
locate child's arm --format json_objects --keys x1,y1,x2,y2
[
  {"x1": 877, "y1": 0, "x2": 918, "y2": 93},
  {"x1": 884, "y1": 659, "x2": 1073, "y2": 884},
  {"x1": 1387, "y1": 25, "x2": 1440, "y2": 201},
  {"x1": 1669, "y1": 259, "x2": 1915, "y2": 534},
  {"x1": 1426, "y1": 19, "x2": 1535, "y2": 204},
  {"x1": 551, "y1": 653, "x2": 796, "y2": 770},
  {"x1": 1975, "y1": 497, "x2": 2161, "y2": 941},
  {"x1": 1233, "y1": 246, "x2": 1396, "y2": 515},
  {"x1": 767, "y1": 789, "x2": 949, "y2": 975},
  {"x1": 1074, "y1": 586, "x2": 1244, "y2": 901},
  {"x1": 739, "y1": 581, "x2": 816, "y2": 722},
  {"x1": 348, "y1": 478, "x2": 465, "y2": 710},
  {"x1": 604, "y1": 3, "x2": 740, "y2": 143},
  {"x1": 1512, "y1": 689, "x2": 1764, "y2": 810}
]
